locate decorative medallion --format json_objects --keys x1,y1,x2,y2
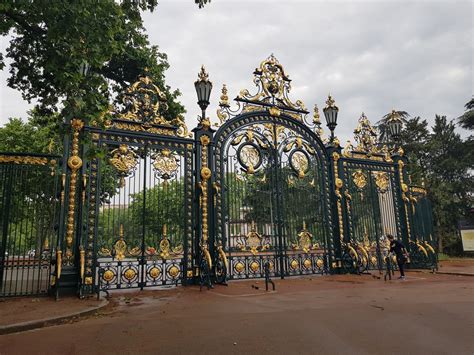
[
  {"x1": 250, "y1": 261, "x2": 260, "y2": 272},
  {"x1": 238, "y1": 221, "x2": 270, "y2": 255},
  {"x1": 290, "y1": 150, "x2": 309, "y2": 179},
  {"x1": 152, "y1": 149, "x2": 179, "y2": 180},
  {"x1": 103, "y1": 270, "x2": 115, "y2": 283},
  {"x1": 149, "y1": 267, "x2": 161, "y2": 279},
  {"x1": 113, "y1": 71, "x2": 189, "y2": 137},
  {"x1": 373, "y1": 171, "x2": 389, "y2": 193},
  {"x1": 235, "y1": 261, "x2": 245, "y2": 273},
  {"x1": 290, "y1": 259, "x2": 299, "y2": 270},
  {"x1": 168, "y1": 265, "x2": 180, "y2": 278},
  {"x1": 303, "y1": 259, "x2": 312, "y2": 269},
  {"x1": 293, "y1": 222, "x2": 313, "y2": 253},
  {"x1": 352, "y1": 170, "x2": 367, "y2": 190},
  {"x1": 238, "y1": 143, "x2": 261, "y2": 174},
  {"x1": 316, "y1": 259, "x2": 324, "y2": 269},
  {"x1": 109, "y1": 144, "x2": 139, "y2": 187},
  {"x1": 123, "y1": 268, "x2": 136, "y2": 281}
]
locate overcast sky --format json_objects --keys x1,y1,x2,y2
[{"x1": 0, "y1": 0, "x2": 472, "y2": 143}]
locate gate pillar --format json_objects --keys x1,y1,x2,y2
[
  {"x1": 56, "y1": 117, "x2": 85, "y2": 296},
  {"x1": 193, "y1": 115, "x2": 215, "y2": 283},
  {"x1": 327, "y1": 143, "x2": 345, "y2": 272},
  {"x1": 392, "y1": 150, "x2": 414, "y2": 247}
]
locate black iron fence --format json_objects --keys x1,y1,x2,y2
[{"x1": 0, "y1": 153, "x2": 60, "y2": 297}]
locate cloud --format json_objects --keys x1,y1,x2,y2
[{"x1": 1, "y1": 0, "x2": 472, "y2": 143}]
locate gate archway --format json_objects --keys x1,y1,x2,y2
[{"x1": 210, "y1": 56, "x2": 334, "y2": 279}]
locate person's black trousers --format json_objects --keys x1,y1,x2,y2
[{"x1": 396, "y1": 256, "x2": 405, "y2": 277}]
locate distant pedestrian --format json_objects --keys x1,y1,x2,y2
[{"x1": 387, "y1": 234, "x2": 408, "y2": 280}]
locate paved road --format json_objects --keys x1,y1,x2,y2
[{"x1": 0, "y1": 273, "x2": 472, "y2": 354}]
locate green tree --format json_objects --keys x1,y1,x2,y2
[
  {"x1": 0, "y1": 1, "x2": 184, "y2": 125},
  {"x1": 399, "y1": 116, "x2": 430, "y2": 184},
  {"x1": 0, "y1": 114, "x2": 61, "y2": 154},
  {"x1": 424, "y1": 116, "x2": 473, "y2": 254},
  {"x1": 458, "y1": 98, "x2": 474, "y2": 131}
]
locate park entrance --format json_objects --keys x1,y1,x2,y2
[{"x1": 0, "y1": 55, "x2": 437, "y2": 297}]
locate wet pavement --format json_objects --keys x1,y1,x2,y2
[{"x1": 0, "y1": 272, "x2": 472, "y2": 354}]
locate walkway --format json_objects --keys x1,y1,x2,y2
[{"x1": 0, "y1": 273, "x2": 472, "y2": 354}]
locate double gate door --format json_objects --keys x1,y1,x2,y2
[{"x1": 214, "y1": 118, "x2": 331, "y2": 279}]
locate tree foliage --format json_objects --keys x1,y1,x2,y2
[
  {"x1": 399, "y1": 115, "x2": 473, "y2": 254},
  {"x1": 0, "y1": 1, "x2": 184, "y2": 125},
  {"x1": 458, "y1": 98, "x2": 474, "y2": 130}
]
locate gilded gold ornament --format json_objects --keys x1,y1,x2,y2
[
  {"x1": 149, "y1": 267, "x2": 161, "y2": 279},
  {"x1": 373, "y1": 171, "x2": 389, "y2": 193},
  {"x1": 250, "y1": 261, "x2": 260, "y2": 272},
  {"x1": 152, "y1": 149, "x2": 179, "y2": 180},
  {"x1": 352, "y1": 170, "x2": 367, "y2": 190},
  {"x1": 124, "y1": 268, "x2": 136, "y2": 281},
  {"x1": 109, "y1": 144, "x2": 139, "y2": 178},
  {"x1": 0, "y1": 156, "x2": 49, "y2": 165},
  {"x1": 235, "y1": 262, "x2": 245, "y2": 273},
  {"x1": 169, "y1": 265, "x2": 180, "y2": 278},
  {"x1": 290, "y1": 259, "x2": 299, "y2": 270},
  {"x1": 103, "y1": 270, "x2": 115, "y2": 282},
  {"x1": 296, "y1": 222, "x2": 313, "y2": 253}
]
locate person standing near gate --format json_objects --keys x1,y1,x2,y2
[{"x1": 387, "y1": 234, "x2": 408, "y2": 279}]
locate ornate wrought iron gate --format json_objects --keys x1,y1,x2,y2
[
  {"x1": 211, "y1": 56, "x2": 332, "y2": 279},
  {"x1": 83, "y1": 128, "x2": 194, "y2": 291},
  {"x1": 55, "y1": 73, "x2": 195, "y2": 294}
]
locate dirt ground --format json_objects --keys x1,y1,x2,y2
[{"x1": 0, "y1": 272, "x2": 473, "y2": 355}]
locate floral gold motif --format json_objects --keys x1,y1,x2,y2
[
  {"x1": 293, "y1": 222, "x2": 313, "y2": 253},
  {"x1": 290, "y1": 259, "x2": 299, "y2": 270},
  {"x1": 235, "y1": 261, "x2": 245, "y2": 273},
  {"x1": 238, "y1": 221, "x2": 269, "y2": 255},
  {"x1": 149, "y1": 267, "x2": 161, "y2": 279},
  {"x1": 352, "y1": 170, "x2": 367, "y2": 190},
  {"x1": 353, "y1": 113, "x2": 378, "y2": 154},
  {"x1": 152, "y1": 149, "x2": 179, "y2": 180},
  {"x1": 0, "y1": 156, "x2": 49, "y2": 165},
  {"x1": 109, "y1": 144, "x2": 139, "y2": 187},
  {"x1": 291, "y1": 150, "x2": 309, "y2": 179},
  {"x1": 217, "y1": 55, "x2": 308, "y2": 124},
  {"x1": 168, "y1": 265, "x2": 180, "y2": 278},
  {"x1": 124, "y1": 268, "x2": 136, "y2": 281},
  {"x1": 250, "y1": 261, "x2": 260, "y2": 272},
  {"x1": 103, "y1": 270, "x2": 115, "y2": 282},
  {"x1": 115, "y1": 72, "x2": 188, "y2": 136},
  {"x1": 373, "y1": 171, "x2": 389, "y2": 193}
]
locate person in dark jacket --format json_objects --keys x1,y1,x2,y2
[{"x1": 387, "y1": 234, "x2": 408, "y2": 279}]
